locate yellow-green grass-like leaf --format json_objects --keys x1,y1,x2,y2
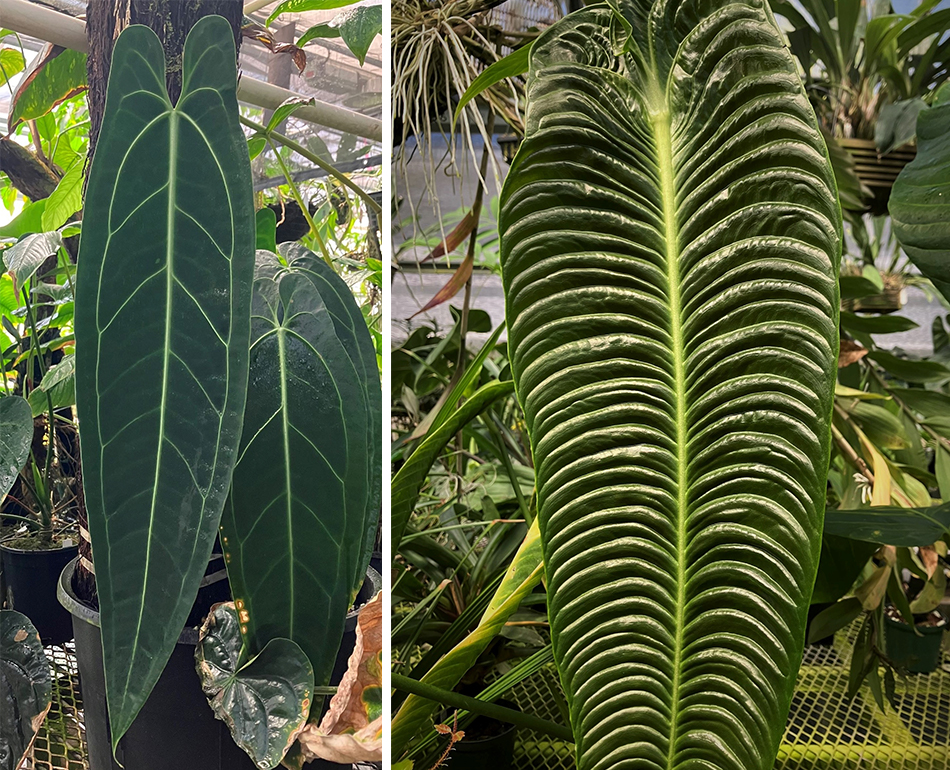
[
  {"x1": 391, "y1": 379, "x2": 515, "y2": 552},
  {"x1": 75, "y1": 17, "x2": 255, "y2": 746},
  {"x1": 499, "y1": 2, "x2": 841, "y2": 769},
  {"x1": 220, "y1": 246, "x2": 380, "y2": 698},
  {"x1": 391, "y1": 518, "x2": 544, "y2": 755}
]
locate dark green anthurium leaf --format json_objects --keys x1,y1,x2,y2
[
  {"x1": 0, "y1": 610, "x2": 52, "y2": 770},
  {"x1": 74, "y1": 18, "x2": 255, "y2": 746},
  {"x1": 0, "y1": 397, "x2": 34, "y2": 501},
  {"x1": 823, "y1": 504, "x2": 950, "y2": 545},
  {"x1": 220, "y1": 245, "x2": 379, "y2": 696},
  {"x1": 196, "y1": 603, "x2": 313, "y2": 770},
  {"x1": 499, "y1": 2, "x2": 840, "y2": 769},
  {"x1": 890, "y1": 85, "x2": 950, "y2": 305},
  {"x1": 9, "y1": 45, "x2": 87, "y2": 128}
]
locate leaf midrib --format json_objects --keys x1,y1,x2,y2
[{"x1": 649, "y1": 83, "x2": 689, "y2": 768}]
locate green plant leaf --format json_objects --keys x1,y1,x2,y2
[
  {"x1": 265, "y1": 96, "x2": 315, "y2": 134},
  {"x1": 267, "y1": 0, "x2": 359, "y2": 26},
  {"x1": 255, "y1": 207, "x2": 277, "y2": 253},
  {"x1": 890, "y1": 95, "x2": 950, "y2": 305},
  {"x1": 0, "y1": 48, "x2": 25, "y2": 86},
  {"x1": 823, "y1": 504, "x2": 950, "y2": 545},
  {"x1": 27, "y1": 355, "x2": 75, "y2": 417},
  {"x1": 499, "y1": 3, "x2": 840, "y2": 768},
  {"x1": 875, "y1": 98, "x2": 927, "y2": 155},
  {"x1": 807, "y1": 597, "x2": 864, "y2": 644},
  {"x1": 8, "y1": 45, "x2": 87, "y2": 128},
  {"x1": 867, "y1": 350, "x2": 950, "y2": 383},
  {"x1": 74, "y1": 18, "x2": 255, "y2": 746},
  {"x1": 332, "y1": 5, "x2": 382, "y2": 66},
  {"x1": 812, "y1": 535, "x2": 878, "y2": 604},
  {"x1": 454, "y1": 43, "x2": 533, "y2": 125},
  {"x1": 391, "y1": 519, "x2": 545, "y2": 753},
  {"x1": 41, "y1": 160, "x2": 84, "y2": 232},
  {"x1": 0, "y1": 201, "x2": 47, "y2": 240},
  {"x1": 3, "y1": 231, "x2": 63, "y2": 293},
  {"x1": 196, "y1": 603, "x2": 313, "y2": 770},
  {"x1": 0, "y1": 610, "x2": 52, "y2": 770},
  {"x1": 220, "y1": 246, "x2": 379, "y2": 696},
  {"x1": 839, "y1": 275, "x2": 882, "y2": 300},
  {"x1": 391, "y1": 379, "x2": 515, "y2": 552},
  {"x1": 839, "y1": 311, "x2": 918, "y2": 335},
  {"x1": 0, "y1": 397, "x2": 35, "y2": 501},
  {"x1": 889, "y1": 386, "x2": 950, "y2": 419},
  {"x1": 936, "y1": 446, "x2": 950, "y2": 501},
  {"x1": 297, "y1": 24, "x2": 341, "y2": 47}
]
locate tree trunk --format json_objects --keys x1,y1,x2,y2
[
  {"x1": 86, "y1": 0, "x2": 243, "y2": 159},
  {"x1": 75, "y1": 0, "x2": 243, "y2": 602}
]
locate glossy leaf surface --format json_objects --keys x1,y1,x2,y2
[
  {"x1": 75, "y1": 18, "x2": 255, "y2": 744},
  {"x1": 890, "y1": 85, "x2": 950, "y2": 304},
  {"x1": 0, "y1": 397, "x2": 34, "y2": 500},
  {"x1": 0, "y1": 610, "x2": 51, "y2": 770},
  {"x1": 499, "y1": 2, "x2": 840, "y2": 768},
  {"x1": 196, "y1": 603, "x2": 313, "y2": 770},
  {"x1": 221, "y1": 246, "x2": 380, "y2": 693}
]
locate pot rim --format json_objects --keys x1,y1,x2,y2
[
  {"x1": 1, "y1": 540, "x2": 80, "y2": 555},
  {"x1": 884, "y1": 613, "x2": 948, "y2": 633},
  {"x1": 59, "y1": 556, "x2": 384, "y2": 640}
]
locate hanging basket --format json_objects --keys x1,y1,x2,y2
[{"x1": 839, "y1": 138, "x2": 916, "y2": 215}]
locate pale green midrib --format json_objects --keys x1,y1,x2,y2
[
  {"x1": 277, "y1": 326, "x2": 295, "y2": 637},
  {"x1": 121, "y1": 110, "x2": 178, "y2": 720},
  {"x1": 648, "y1": 82, "x2": 689, "y2": 770}
]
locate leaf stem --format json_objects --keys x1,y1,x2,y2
[{"x1": 391, "y1": 673, "x2": 574, "y2": 742}]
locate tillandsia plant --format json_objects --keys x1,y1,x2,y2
[
  {"x1": 75, "y1": 16, "x2": 255, "y2": 748},
  {"x1": 499, "y1": 2, "x2": 841, "y2": 770}
]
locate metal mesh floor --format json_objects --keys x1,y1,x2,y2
[
  {"x1": 19, "y1": 644, "x2": 87, "y2": 770},
  {"x1": 507, "y1": 623, "x2": 950, "y2": 770}
]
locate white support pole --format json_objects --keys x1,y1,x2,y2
[{"x1": 0, "y1": 0, "x2": 383, "y2": 142}]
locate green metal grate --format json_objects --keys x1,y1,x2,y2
[
  {"x1": 506, "y1": 622, "x2": 950, "y2": 770},
  {"x1": 20, "y1": 644, "x2": 87, "y2": 770}
]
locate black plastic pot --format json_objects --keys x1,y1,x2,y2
[
  {"x1": 59, "y1": 557, "x2": 382, "y2": 770},
  {"x1": 1, "y1": 540, "x2": 78, "y2": 645},
  {"x1": 884, "y1": 615, "x2": 946, "y2": 674},
  {"x1": 439, "y1": 702, "x2": 518, "y2": 770}
]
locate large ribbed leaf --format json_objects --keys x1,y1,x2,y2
[
  {"x1": 499, "y1": 3, "x2": 841, "y2": 769},
  {"x1": 220, "y1": 246, "x2": 380, "y2": 694},
  {"x1": 75, "y1": 17, "x2": 254, "y2": 744}
]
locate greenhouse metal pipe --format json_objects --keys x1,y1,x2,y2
[{"x1": 0, "y1": 0, "x2": 383, "y2": 142}]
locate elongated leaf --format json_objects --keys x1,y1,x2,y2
[
  {"x1": 4, "y1": 231, "x2": 63, "y2": 293},
  {"x1": 75, "y1": 18, "x2": 255, "y2": 745},
  {"x1": 332, "y1": 5, "x2": 382, "y2": 66},
  {"x1": 196, "y1": 603, "x2": 313, "y2": 770},
  {"x1": 823, "y1": 504, "x2": 950, "y2": 545},
  {"x1": 220, "y1": 246, "x2": 379, "y2": 697},
  {"x1": 391, "y1": 519, "x2": 544, "y2": 754},
  {"x1": 499, "y1": 3, "x2": 840, "y2": 768},
  {"x1": 41, "y1": 161, "x2": 84, "y2": 232},
  {"x1": 0, "y1": 610, "x2": 52, "y2": 770},
  {"x1": 867, "y1": 349, "x2": 950, "y2": 383},
  {"x1": 891, "y1": 87, "x2": 950, "y2": 304},
  {"x1": 0, "y1": 397, "x2": 34, "y2": 501},
  {"x1": 454, "y1": 43, "x2": 533, "y2": 124},
  {"x1": 267, "y1": 0, "x2": 358, "y2": 26},
  {"x1": 391, "y1": 379, "x2": 515, "y2": 551},
  {"x1": 8, "y1": 45, "x2": 87, "y2": 128}
]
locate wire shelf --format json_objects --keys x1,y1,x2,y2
[
  {"x1": 20, "y1": 643, "x2": 87, "y2": 770},
  {"x1": 506, "y1": 622, "x2": 950, "y2": 770}
]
